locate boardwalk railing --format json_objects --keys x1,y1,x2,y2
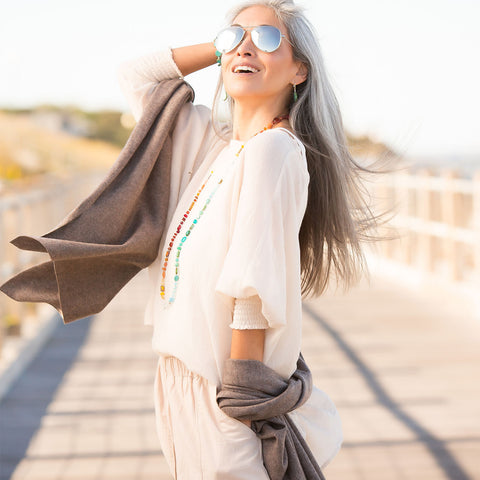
[
  {"x1": 0, "y1": 173, "x2": 104, "y2": 357},
  {"x1": 372, "y1": 169, "x2": 480, "y2": 289},
  {"x1": 2, "y1": 168, "x2": 479, "y2": 358}
]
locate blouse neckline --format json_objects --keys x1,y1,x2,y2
[
  {"x1": 229, "y1": 127, "x2": 299, "y2": 145},
  {"x1": 229, "y1": 127, "x2": 303, "y2": 154}
]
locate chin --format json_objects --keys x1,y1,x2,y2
[{"x1": 226, "y1": 88, "x2": 265, "y2": 102}]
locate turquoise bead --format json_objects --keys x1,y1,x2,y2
[{"x1": 162, "y1": 153, "x2": 237, "y2": 306}]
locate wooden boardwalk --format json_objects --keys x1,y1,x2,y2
[{"x1": 1, "y1": 271, "x2": 479, "y2": 480}]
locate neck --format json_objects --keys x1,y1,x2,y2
[{"x1": 232, "y1": 99, "x2": 288, "y2": 141}]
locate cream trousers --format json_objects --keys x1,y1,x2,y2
[{"x1": 153, "y1": 354, "x2": 270, "y2": 479}]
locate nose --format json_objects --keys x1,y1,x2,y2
[{"x1": 235, "y1": 30, "x2": 256, "y2": 56}]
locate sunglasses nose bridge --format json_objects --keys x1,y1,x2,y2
[{"x1": 234, "y1": 27, "x2": 258, "y2": 54}]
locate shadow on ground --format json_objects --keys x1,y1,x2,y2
[
  {"x1": 303, "y1": 303, "x2": 472, "y2": 480},
  {"x1": 0, "y1": 314, "x2": 94, "y2": 480}
]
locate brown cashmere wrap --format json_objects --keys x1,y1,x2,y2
[
  {"x1": 217, "y1": 352, "x2": 326, "y2": 480},
  {"x1": 0, "y1": 78, "x2": 194, "y2": 324}
]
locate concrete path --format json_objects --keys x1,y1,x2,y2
[
  {"x1": 1, "y1": 271, "x2": 479, "y2": 479},
  {"x1": 0, "y1": 273, "x2": 169, "y2": 480},
  {"x1": 303, "y1": 278, "x2": 480, "y2": 480}
]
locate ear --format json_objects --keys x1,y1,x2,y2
[{"x1": 293, "y1": 62, "x2": 308, "y2": 86}]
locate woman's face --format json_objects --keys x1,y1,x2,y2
[{"x1": 221, "y1": 5, "x2": 306, "y2": 110}]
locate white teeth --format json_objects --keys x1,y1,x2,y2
[{"x1": 234, "y1": 65, "x2": 259, "y2": 73}]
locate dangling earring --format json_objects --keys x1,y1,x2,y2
[
  {"x1": 293, "y1": 83, "x2": 298, "y2": 102},
  {"x1": 223, "y1": 90, "x2": 228, "y2": 102}
]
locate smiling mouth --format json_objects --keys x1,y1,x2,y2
[{"x1": 233, "y1": 66, "x2": 260, "y2": 74}]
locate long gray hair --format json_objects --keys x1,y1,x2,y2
[{"x1": 212, "y1": 0, "x2": 384, "y2": 298}]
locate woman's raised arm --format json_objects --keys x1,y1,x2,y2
[
  {"x1": 117, "y1": 42, "x2": 217, "y2": 121},
  {"x1": 172, "y1": 42, "x2": 218, "y2": 77}
]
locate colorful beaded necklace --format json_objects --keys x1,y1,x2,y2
[{"x1": 160, "y1": 114, "x2": 290, "y2": 305}]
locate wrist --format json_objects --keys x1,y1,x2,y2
[{"x1": 240, "y1": 418, "x2": 252, "y2": 428}]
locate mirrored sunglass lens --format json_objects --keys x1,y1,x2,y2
[
  {"x1": 215, "y1": 27, "x2": 243, "y2": 53},
  {"x1": 252, "y1": 26, "x2": 281, "y2": 52}
]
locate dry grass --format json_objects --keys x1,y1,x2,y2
[{"x1": 0, "y1": 111, "x2": 121, "y2": 182}]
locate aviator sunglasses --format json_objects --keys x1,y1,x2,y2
[{"x1": 214, "y1": 25, "x2": 294, "y2": 54}]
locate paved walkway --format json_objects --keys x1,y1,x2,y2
[
  {"x1": 304, "y1": 279, "x2": 479, "y2": 480},
  {"x1": 1, "y1": 271, "x2": 479, "y2": 479}
]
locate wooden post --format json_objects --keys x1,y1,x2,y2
[
  {"x1": 380, "y1": 174, "x2": 395, "y2": 260},
  {"x1": 418, "y1": 169, "x2": 435, "y2": 273},
  {"x1": 442, "y1": 170, "x2": 461, "y2": 281},
  {"x1": 474, "y1": 172, "x2": 480, "y2": 286},
  {"x1": 399, "y1": 172, "x2": 414, "y2": 265},
  {"x1": 374, "y1": 172, "x2": 393, "y2": 260},
  {"x1": 0, "y1": 203, "x2": 6, "y2": 275},
  {"x1": 0, "y1": 203, "x2": 6, "y2": 357},
  {"x1": 21, "y1": 196, "x2": 40, "y2": 325},
  {"x1": 1, "y1": 200, "x2": 22, "y2": 337}
]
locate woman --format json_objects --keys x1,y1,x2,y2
[
  {"x1": 0, "y1": 0, "x2": 376, "y2": 478},
  {"x1": 114, "y1": 0, "x2": 382, "y2": 477}
]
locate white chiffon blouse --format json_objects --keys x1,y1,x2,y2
[{"x1": 117, "y1": 48, "x2": 343, "y2": 468}]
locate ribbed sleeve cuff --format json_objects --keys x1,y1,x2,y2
[
  {"x1": 229, "y1": 295, "x2": 269, "y2": 329},
  {"x1": 166, "y1": 47, "x2": 185, "y2": 79}
]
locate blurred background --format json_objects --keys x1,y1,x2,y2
[{"x1": 0, "y1": 0, "x2": 479, "y2": 479}]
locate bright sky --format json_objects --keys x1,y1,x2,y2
[{"x1": 1, "y1": 0, "x2": 479, "y2": 159}]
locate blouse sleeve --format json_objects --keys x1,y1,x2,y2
[
  {"x1": 117, "y1": 47, "x2": 184, "y2": 122},
  {"x1": 214, "y1": 130, "x2": 309, "y2": 329},
  {"x1": 118, "y1": 47, "x2": 215, "y2": 216}
]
